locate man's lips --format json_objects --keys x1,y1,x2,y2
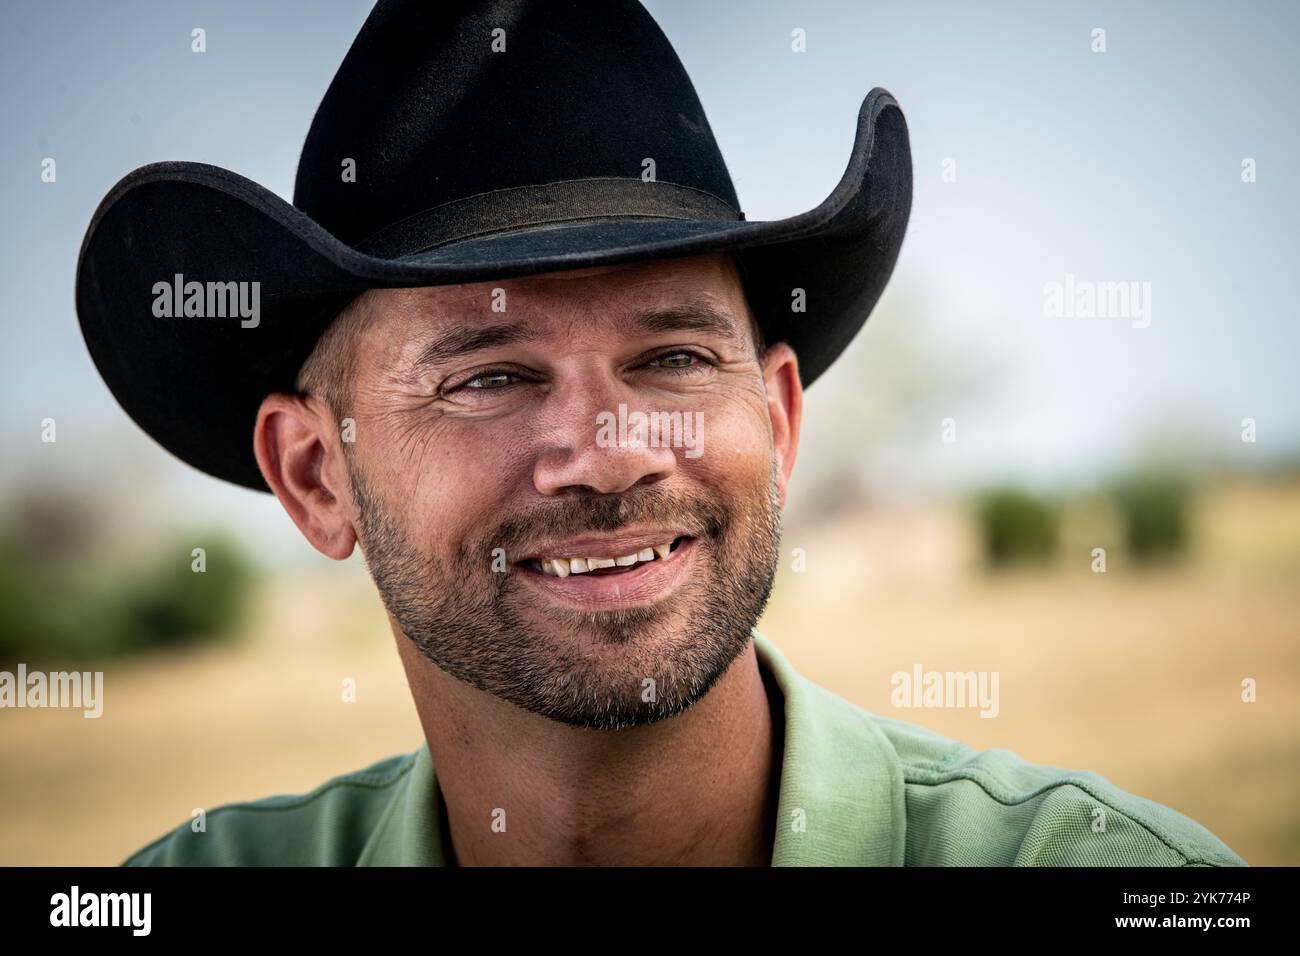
[
  {"x1": 514, "y1": 536, "x2": 699, "y2": 610},
  {"x1": 515, "y1": 532, "x2": 694, "y2": 577}
]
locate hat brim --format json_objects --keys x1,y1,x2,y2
[{"x1": 75, "y1": 88, "x2": 911, "y2": 492}]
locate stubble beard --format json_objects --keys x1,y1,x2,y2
[{"x1": 348, "y1": 452, "x2": 783, "y2": 730}]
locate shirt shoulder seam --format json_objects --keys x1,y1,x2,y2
[{"x1": 900, "y1": 763, "x2": 1200, "y2": 864}]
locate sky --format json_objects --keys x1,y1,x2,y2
[{"x1": 2, "y1": 0, "x2": 1297, "y2": 563}]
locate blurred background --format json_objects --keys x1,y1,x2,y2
[{"x1": 2, "y1": 0, "x2": 1297, "y2": 865}]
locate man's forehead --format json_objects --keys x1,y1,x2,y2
[
  {"x1": 358, "y1": 252, "x2": 750, "y2": 349},
  {"x1": 386, "y1": 252, "x2": 738, "y2": 313}
]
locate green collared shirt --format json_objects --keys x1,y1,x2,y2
[{"x1": 123, "y1": 631, "x2": 1246, "y2": 866}]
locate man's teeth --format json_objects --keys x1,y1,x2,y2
[{"x1": 534, "y1": 541, "x2": 679, "y2": 576}]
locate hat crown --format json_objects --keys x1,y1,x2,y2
[{"x1": 292, "y1": 0, "x2": 740, "y2": 248}]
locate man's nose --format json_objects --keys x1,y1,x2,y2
[{"x1": 532, "y1": 375, "x2": 678, "y2": 496}]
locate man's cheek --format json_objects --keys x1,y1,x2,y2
[
  {"x1": 394, "y1": 423, "x2": 512, "y2": 500},
  {"x1": 683, "y1": 405, "x2": 770, "y2": 479},
  {"x1": 386, "y1": 463, "x2": 482, "y2": 558}
]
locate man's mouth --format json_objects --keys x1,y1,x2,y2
[
  {"x1": 511, "y1": 532, "x2": 700, "y2": 610},
  {"x1": 526, "y1": 535, "x2": 692, "y2": 578}
]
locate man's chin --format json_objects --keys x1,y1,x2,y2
[
  {"x1": 521, "y1": 620, "x2": 751, "y2": 729},
  {"x1": 392, "y1": 571, "x2": 763, "y2": 729}
]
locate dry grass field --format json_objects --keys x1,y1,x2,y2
[{"x1": 2, "y1": 479, "x2": 1296, "y2": 866}]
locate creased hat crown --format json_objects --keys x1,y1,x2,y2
[{"x1": 293, "y1": 0, "x2": 741, "y2": 248}]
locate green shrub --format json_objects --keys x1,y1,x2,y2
[
  {"x1": 0, "y1": 532, "x2": 256, "y2": 667},
  {"x1": 976, "y1": 487, "x2": 1059, "y2": 567},
  {"x1": 1110, "y1": 474, "x2": 1191, "y2": 562}
]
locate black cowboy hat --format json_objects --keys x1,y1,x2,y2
[{"x1": 75, "y1": 0, "x2": 912, "y2": 492}]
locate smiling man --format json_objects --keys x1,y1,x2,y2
[
  {"x1": 77, "y1": 0, "x2": 1245, "y2": 866},
  {"x1": 256, "y1": 252, "x2": 791, "y2": 865}
]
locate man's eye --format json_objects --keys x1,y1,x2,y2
[
  {"x1": 652, "y1": 352, "x2": 698, "y2": 370},
  {"x1": 465, "y1": 371, "x2": 516, "y2": 389}
]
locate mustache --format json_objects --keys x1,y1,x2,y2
[{"x1": 485, "y1": 486, "x2": 731, "y2": 559}]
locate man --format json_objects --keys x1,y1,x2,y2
[{"x1": 78, "y1": 0, "x2": 1244, "y2": 865}]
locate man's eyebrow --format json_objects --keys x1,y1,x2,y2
[
  {"x1": 629, "y1": 302, "x2": 748, "y2": 344},
  {"x1": 409, "y1": 301, "x2": 747, "y2": 371},
  {"x1": 410, "y1": 322, "x2": 539, "y2": 370}
]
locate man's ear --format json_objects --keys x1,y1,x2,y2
[
  {"x1": 253, "y1": 393, "x2": 357, "y2": 560},
  {"x1": 761, "y1": 342, "x2": 802, "y2": 508}
]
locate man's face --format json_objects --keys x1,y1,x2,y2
[{"x1": 334, "y1": 252, "x2": 792, "y2": 729}]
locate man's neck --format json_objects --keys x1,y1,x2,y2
[{"x1": 393, "y1": 628, "x2": 781, "y2": 866}]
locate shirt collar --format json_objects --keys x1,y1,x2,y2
[
  {"x1": 362, "y1": 629, "x2": 904, "y2": 866},
  {"x1": 754, "y1": 629, "x2": 905, "y2": 865},
  {"x1": 357, "y1": 735, "x2": 449, "y2": 865}
]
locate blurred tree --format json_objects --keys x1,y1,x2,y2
[
  {"x1": 1110, "y1": 473, "x2": 1192, "y2": 563},
  {"x1": 0, "y1": 480, "x2": 257, "y2": 665},
  {"x1": 792, "y1": 292, "x2": 1001, "y2": 517},
  {"x1": 976, "y1": 487, "x2": 1059, "y2": 567}
]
